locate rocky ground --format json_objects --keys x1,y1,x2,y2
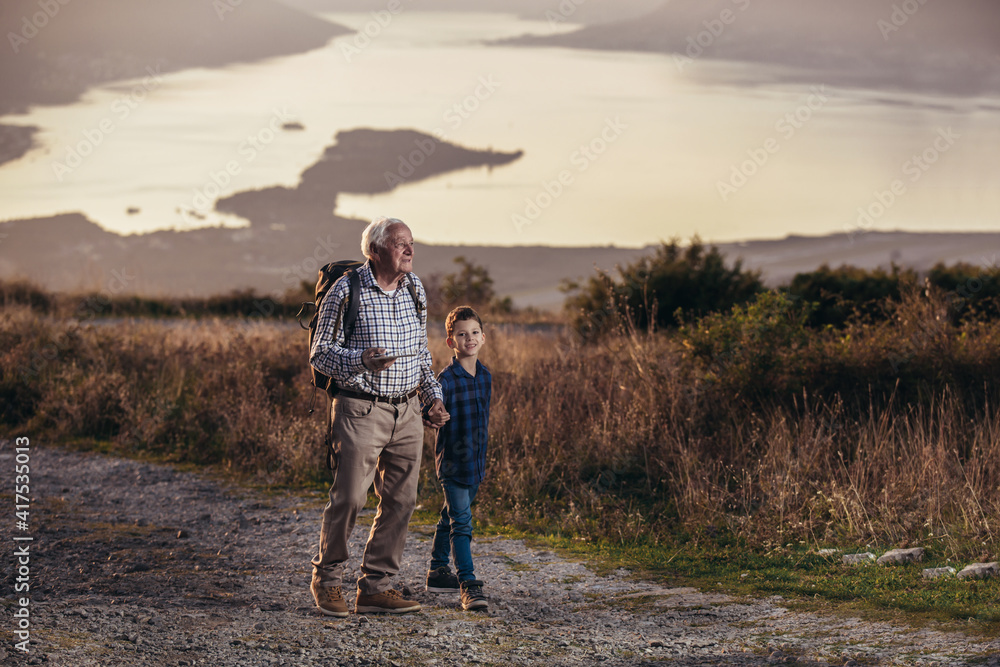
[{"x1": 2, "y1": 444, "x2": 999, "y2": 667}]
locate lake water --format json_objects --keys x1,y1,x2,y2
[{"x1": 0, "y1": 11, "x2": 997, "y2": 247}]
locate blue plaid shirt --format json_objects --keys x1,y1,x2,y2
[
  {"x1": 433, "y1": 358, "x2": 492, "y2": 486},
  {"x1": 310, "y1": 261, "x2": 443, "y2": 404}
]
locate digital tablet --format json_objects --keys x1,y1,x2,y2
[{"x1": 374, "y1": 351, "x2": 418, "y2": 362}]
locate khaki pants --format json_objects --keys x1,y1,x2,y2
[{"x1": 310, "y1": 394, "x2": 423, "y2": 595}]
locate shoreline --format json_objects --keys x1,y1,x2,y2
[
  {"x1": 0, "y1": 124, "x2": 37, "y2": 168},
  {"x1": 0, "y1": 0, "x2": 351, "y2": 168},
  {"x1": 497, "y1": 0, "x2": 1000, "y2": 99}
]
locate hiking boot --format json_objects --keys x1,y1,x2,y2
[
  {"x1": 460, "y1": 580, "x2": 488, "y2": 611},
  {"x1": 310, "y1": 580, "x2": 348, "y2": 618},
  {"x1": 425, "y1": 566, "x2": 460, "y2": 593},
  {"x1": 355, "y1": 589, "x2": 422, "y2": 614}
]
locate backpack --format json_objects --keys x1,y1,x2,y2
[{"x1": 297, "y1": 260, "x2": 425, "y2": 397}]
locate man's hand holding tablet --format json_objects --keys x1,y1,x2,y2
[{"x1": 374, "y1": 350, "x2": 417, "y2": 362}]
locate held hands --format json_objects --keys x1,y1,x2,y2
[
  {"x1": 362, "y1": 347, "x2": 395, "y2": 372},
  {"x1": 423, "y1": 399, "x2": 450, "y2": 429}
]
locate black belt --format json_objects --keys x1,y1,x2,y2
[{"x1": 337, "y1": 388, "x2": 419, "y2": 405}]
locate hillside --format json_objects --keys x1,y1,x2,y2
[
  {"x1": 2, "y1": 211, "x2": 997, "y2": 310},
  {"x1": 0, "y1": 0, "x2": 348, "y2": 164},
  {"x1": 501, "y1": 0, "x2": 1000, "y2": 97},
  {"x1": 276, "y1": 0, "x2": 663, "y2": 24}
]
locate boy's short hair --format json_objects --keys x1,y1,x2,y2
[{"x1": 445, "y1": 306, "x2": 484, "y2": 338}]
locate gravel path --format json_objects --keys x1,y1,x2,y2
[{"x1": 2, "y1": 444, "x2": 999, "y2": 666}]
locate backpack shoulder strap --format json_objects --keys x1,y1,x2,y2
[
  {"x1": 341, "y1": 268, "x2": 362, "y2": 343},
  {"x1": 405, "y1": 272, "x2": 424, "y2": 314},
  {"x1": 335, "y1": 269, "x2": 420, "y2": 343}
]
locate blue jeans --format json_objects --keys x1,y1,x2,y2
[{"x1": 430, "y1": 480, "x2": 479, "y2": 582}]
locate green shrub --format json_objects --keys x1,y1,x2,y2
[
  {"x1": 786, "y1": 264, "x2": 917, "y2": 328},
  {"x1": 679, "y1": 290, "x2": 812, "y2": 398},
  {"x1": 563, "y1": 239, "x2": 764, "y2": 339},
  {"x1": 787, "y1": 261, "x2": 1000, "y2": 328},
  {"x1": 424, "y1": 256, "x2": 512, "y2": 318},
  {"x1": 927, "y1": 261, "x2": 1000, "y2": 323}
]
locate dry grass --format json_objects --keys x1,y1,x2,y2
[
  {"x1": 2, "y1": 307, "x2": 326, "y2": 484},
  {"x1": 3, "y1": 292, "x2": 999, "y2": 560}
]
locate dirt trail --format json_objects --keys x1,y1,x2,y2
[{"x1": 2, "y1": 444, "x2": 998, "y2": 666}]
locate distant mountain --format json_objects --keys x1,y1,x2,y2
[
  {"x1": 501, "y1": 0, "x2": 1000, "y2": 97},
  {"x1": 714, "y1": 232, "x2": 1000, "y2": 292},
  {"x1": 276, "y1": 0, "x2": 664, "y2": 25},
  {"x1": 0, "y1": 0, "x2": 349, "y2": 164},
  {"x1": 4, "y1": 209, "x2": 997, "y2": 310}
]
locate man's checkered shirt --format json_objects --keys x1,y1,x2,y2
[{"x1": 310, "y1": 262, "x2": 443, "y2": 404}]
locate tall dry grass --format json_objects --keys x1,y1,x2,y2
[
  {"x1": 3, "y1": 290, "x2": 999, "y2": 558},
  {"x1": 1, "y1": 307, "x2": 326, "y2": 484},
  {"x1": 469, "y1": 291, "x2": 1000, "y2": 559}
]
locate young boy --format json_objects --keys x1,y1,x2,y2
[{"x1": 424, "y1": 306, "x2": 492, "y2": 611}]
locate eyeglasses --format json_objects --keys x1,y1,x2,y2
[{"x1": 391, "y1": 241, "x2": 415, "y2": 250}]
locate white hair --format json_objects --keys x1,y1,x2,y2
[{"x1": 361, "y1": 216, "x2": 406, "y2": 260}]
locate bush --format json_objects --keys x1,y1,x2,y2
[
  {"x1": 0, "y1": 279, "x2": 54, "y2": 313},
  {"x1": 563, "y1": 239, "x2": 764, "y2": 340},
  {"x1": 927, "y1": 261, "x2": 1000, "y2": 323},
  {"x1": 786, "y1": 264, "x2": 917, "y2": 328},
  {"x1": 679, "y1": 290, "x2": 812, "y2": 398},
  {"x1": 787, "y1": 261, "x2": 1000, "y2": 328},
  {"x1": 0, "y1": 278, "x2": 304, "y2": 320},
  {"x1": 423, "y1": 256, "x2": 512, "y2": 318}
]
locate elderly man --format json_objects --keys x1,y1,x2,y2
[{"x1": 309, "y1": 216, "x2": 449, "y2": 615}]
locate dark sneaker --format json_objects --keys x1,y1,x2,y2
[
  {"x1": 460, "y1": 580, "x2": 488, "y2": 611},
  {"x1": 355, "y1": 589, "x2": 422, "y2": 614},
  {"x1": 310, "y1": 580, "x2": 348, "y2": 618},
  {"x1": 425, "y1": 566, "x2": 460, "y2": 593}
]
